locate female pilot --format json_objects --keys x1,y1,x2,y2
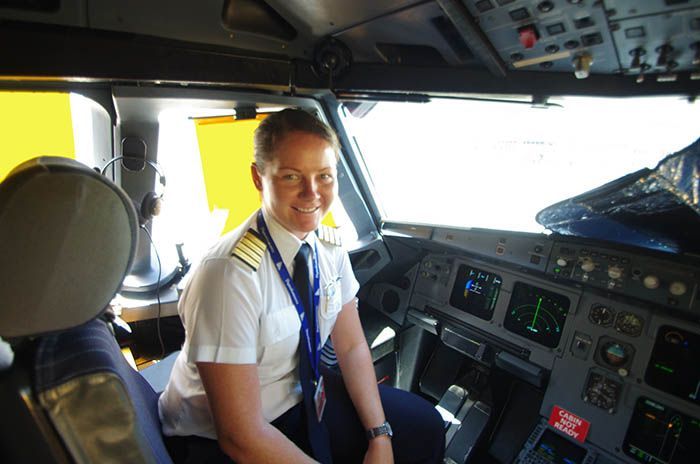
[{"x1": 159, "y1": 108, "x2": 445, "y2": 463}]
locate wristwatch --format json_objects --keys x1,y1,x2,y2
[{"x1": 366, "y1": 420, "x2": 393, "y2": 440}]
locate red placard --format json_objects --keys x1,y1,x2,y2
[{"x1": 548, "y1": 406, "x2": 591, "y2": 443}]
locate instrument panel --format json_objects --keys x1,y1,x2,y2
[{"x1": 404, "y1": 239, "x2": 700, "y2": 464}]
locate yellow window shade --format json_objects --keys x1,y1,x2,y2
[
  {"x1": 0, "y1": 91, "x2": 75, "y2": 181},
  {"x1": 194, "y1": 115, "x2": 336, "y2": 236}
]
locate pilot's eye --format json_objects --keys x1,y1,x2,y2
[
  {"x1": 319, "y1": 173, "x2": 335, "y2": 183},
  {"x1": 282, "y1": 174, "x2": 300, "y2": 181}
]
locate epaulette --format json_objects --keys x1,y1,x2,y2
[
  {"x1": 316, "y1": 224, "x2": 342, "y2": 247},
  {"x1": 230, "y1": 228, "x2": 267, "y2": 271}
]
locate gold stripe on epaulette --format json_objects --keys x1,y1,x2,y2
[
  {"x1": 316, "y1": 224, "x2": 342, "y2": 247},
  {"x1": 240, "y1": 235, "x2": 265, "y2": 257},
  {"x1": 239, "y1": 236, "x2": 263, "y2": 257},
  {"x1": 231, "y1": 228, "x2": 267, "y2": 271},
  {"x1": 244, "y1": 228, "x2": 267, "y2": 251}
]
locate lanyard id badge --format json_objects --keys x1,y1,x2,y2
[{"x1": 314, "y1": 375, "x2": 327, "y2": 422}]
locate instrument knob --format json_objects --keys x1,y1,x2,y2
[
  {"x1": 608, "y1": 265, "x2": 623, "y2": 280},
  {"x1": 643, "y1": 275, "x2": 660, "y2": 290},
  {"x1": 669, "y1": 281, "x2": 687, "y2": 296},
  {"x1": 581, "y1": 258, "x2": 595, "y2": 273},
  {"x1": 556, "y1": 257, "x2": 568, "y2": 267}
]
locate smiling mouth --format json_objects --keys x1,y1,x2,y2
[{"x1": 293, "y1": 206, "x2": 319, "y2": 213}]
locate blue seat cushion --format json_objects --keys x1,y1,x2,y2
[{"x1": 34, "y1": 319, "x2": 173, "y2": 464}]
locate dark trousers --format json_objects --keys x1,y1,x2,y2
[{"x1": 166, "y1": 368, "x2": 445, "y2": 463}]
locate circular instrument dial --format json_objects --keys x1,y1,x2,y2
[
  {"x1": 601, "y1": 341, "x2": 629, "y2": 367},
  {"x1": 589, "y1": 304, "x2": 615, "y2": 326},
  {"x1": 596, "y1": 337, "x2": 635, "y2": 374},
  {"x1": 583, "y1": 371, "x2": 621, "y2": 412},
  {"x1": 615, "y1": 312, "x2": 643, "y2": 337}
]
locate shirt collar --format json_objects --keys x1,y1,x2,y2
[{"x1": 260, "y1": 209, "x2": 317, "y2": 270}]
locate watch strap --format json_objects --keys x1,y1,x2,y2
[{"x1": 366, "y1": 420, "x2": 393, "y2": 440}]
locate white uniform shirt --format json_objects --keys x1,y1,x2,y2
[{"x1": 158, "y1": 211, "x2": 360, "y2": 439}]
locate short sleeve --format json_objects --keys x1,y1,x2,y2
[
  {"x1": 182, "y1": 258, "x2": 261, "y2": 364},
  {"x1": 338, "y1": 250, "x2": 360, "y2": 306}
]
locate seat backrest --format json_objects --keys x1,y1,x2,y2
[{"x1": 0, "y1": 157, "x2": 173, "y2": 464}]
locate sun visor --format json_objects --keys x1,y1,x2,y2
[
  {"x1": 0, "y1": 157, "x2": 138, "y2": 338},
  {"x1": 536, "y1": 138, "x2": 700, "y2": 254}
]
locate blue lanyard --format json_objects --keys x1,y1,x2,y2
[{"x1": 257, "y1": 211, "x2": 322, "y2": 380}]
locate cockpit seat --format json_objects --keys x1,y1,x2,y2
[{"x1": 0, "y1": 157, "x2": 173, "y2": 463}]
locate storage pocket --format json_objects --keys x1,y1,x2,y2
[{"x1": 260, "y1": 305, "x2": 300, "y2": 348}]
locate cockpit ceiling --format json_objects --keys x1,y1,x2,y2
[{"x1": 0, "y1": 0, "x2": 699, "y2": 95}]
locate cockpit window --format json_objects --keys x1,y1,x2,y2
[
  {"x1": 0, "y1": 91, "x2": 104, "y2": 180},
  {"x1": 341, "y1": 96, "x2": 699, "y2": 234}
]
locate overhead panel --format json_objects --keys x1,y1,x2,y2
[
  {"x1": 608, "y1": 0, "x2": 700, "y2": 76},
  {"x1": 461, "y1": 0, "x2": 619, "y2": 75},
  {"x1": 606, "y1": 0, "x2": 700, "y2": 19}
]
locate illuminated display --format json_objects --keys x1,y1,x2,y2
[
  {"x1": 534, "y1": 429, "x2": 588, "y2": 464},
  {"x1": 645, "y1": 326, "x2": 700, "y2": 406},
  {"x1": 503, "y1": 282, "x2": 570, "y2": 348},
  {"x1": 624, "y1": 397, "x2": 700, "y2": 463},
  {"x1": 449, "y1": 264, "x2": 502, "y2": 320}
]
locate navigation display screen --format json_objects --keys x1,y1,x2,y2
[
  {"x1": 624, "y1": 397, "x2": 700, "y2": 463},
  {"x1": 645, "y1": 326, "x2": 700, "y2": 406},
  {"x1": 534, "y1": 429, "x2": 587, "y2": 464},
  {"x1": 503, "y1": 282, "x2": 570, "y2": 348},
  {"x1": 449, "y1": 264, "x2": 502, "y2": 320}
]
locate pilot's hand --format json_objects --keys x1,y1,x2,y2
[{"x1": 363, "y1": 436, "x2": 393, "y2": 464}]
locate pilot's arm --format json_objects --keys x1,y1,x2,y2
[
  {"x1": 197, "y1": 362, "x2": 317, "y2": 463},
  {"x1": 332, "y1": 299, "x2": 395, "y2": 464}
]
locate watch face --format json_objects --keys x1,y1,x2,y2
[{"x1": 385, "y1": 422, "x2": 393, "y2": 437}]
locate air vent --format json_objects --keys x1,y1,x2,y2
[{"x1": 375, "y1": 43, "x2": 447, "y2": 66}]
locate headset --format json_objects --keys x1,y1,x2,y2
[{"x1": 100, "y1": 156, "x2": 166, "y2": 226}]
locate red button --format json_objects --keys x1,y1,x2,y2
[{"x1": 518, "y1": 26, "x2": 538, "y2": 49}]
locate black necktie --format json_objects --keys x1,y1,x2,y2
[{"x1": 293, "y1": 243, "x2": 332, "y2": 463}]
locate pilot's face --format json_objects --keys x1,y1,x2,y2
[{"x1": 252, "y1": 131, "x2": 338, "y2": 239}]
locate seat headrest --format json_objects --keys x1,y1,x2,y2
[{"x1": 0, "y1": 157, "x2": 138, "y2": 338}]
